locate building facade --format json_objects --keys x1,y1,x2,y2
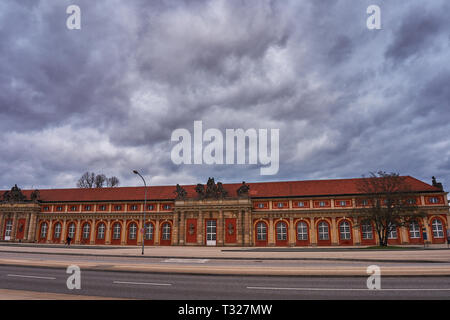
[{"x1": 1, "y1": 177, "x2": 449, "y2": 247}]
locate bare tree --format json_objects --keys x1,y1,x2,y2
[
  {"x1": 77, "y1": 172, "x2": 120, "y2": 188},
  {"x1": 77, "y1": 172, "x2": 95, "y2": 188},
  {"x1": 107, "y1": 176, "x2": 120, "y2": 187},
  {"x1": 353, "y1": 171, "x2": 425, "y2": 247},
  {"x1": 94, "y1": 174, "x2": 107, "y2": 188}
]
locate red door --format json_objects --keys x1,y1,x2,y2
[
  {"x1": 144, "y1": 222, "x2": 155, "y2": 245},
  {"x1": 127, "y1": 222, "x2": 138, "y2": 245},
  {"x1": 15, "y1": 219, "x2": 26, "y2": 240},
  {"x1": 225, "y1": 218, "x2": 237, "y2": 244},
  {"x1": 275, "y1": 221, "x2": 289, "y2": 246},
  {"x1": 160, "y1": 222, "x2": 172, "y2": 246},
  {"x1": 338, "y1": 220, "x2": 353, "y2": 246},
  {"x1": 185, "y1": 219, "x2": 197, "y2": 243},
  {"x1": 295, "y1": 220, "x2": 310, "y2": 246},
  {"x1": 95, "y1": 222, "x2": 106, "y2": 245},
  {"x1": 255, "y1": 221, "x2": 268, "y2": 246}
]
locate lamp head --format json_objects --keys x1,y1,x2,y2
[{"x1": 133, "y1": 170, "x2": 139, "y2": 175}]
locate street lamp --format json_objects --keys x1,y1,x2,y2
[{"x1": 133, "y1": 170, "x2": 147, "y2": 255}]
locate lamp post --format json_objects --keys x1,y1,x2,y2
[{"x1": 133, "y1": 170, "x2": 147, "y2": 255}]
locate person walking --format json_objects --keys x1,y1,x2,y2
[{"x1": 66, "y1": 236, "x2": 72, "y2": 247}]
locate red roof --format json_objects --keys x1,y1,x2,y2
[{"x1": 0, "y1": 176, "x2": 442, "y2": 203}]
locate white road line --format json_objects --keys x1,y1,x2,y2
[
  {"x1": 7, "y1": 274, "x2": 56, "y2": 280},
  {"x1": 113, "y1": 281, "x2": 172, "y2": 286},
  {"x1": 247, "y1": 286, "x2": 450, "y2": 291},
  {"x1": 162, "y1": 258, "x2": 209, "y2": 264}
]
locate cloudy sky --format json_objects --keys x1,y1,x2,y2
[{"x1": 0, "y1": 0, "x2": 449, "y2": 190}]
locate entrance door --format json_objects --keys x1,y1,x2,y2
[{"x1": 205, "y1": 220, "x2": 217, "y2": 246}]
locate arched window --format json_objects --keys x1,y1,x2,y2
[
  {"x1": 97, "y1": 223, "x2": 106, "y2": 240},
  {"x1": 361, "y1": 221, "x2": 373, "y2": 240},
  {"x1": 432, "y1": 219, "x2": 444, "y2": 238},
  {"x1": 409, "y1": 220, "x2": 420, "y2": 239},
  {"x1": 162, "y1": 223, "x2": 171, "y2": 241},
  {"x1": 388, "y1": 225, "x2": 397, "y2": 239},
  {"x1": 297, "y1": 221, "x2": 308, "y2": 241},
  {"x1": 40, "y1": 223, "x2": 48, "y2": 239},
  {"x1": 53, "y1": 223, "x2": 62, "y2": 239},
  {"x1": 68, "y1": 222, "x2": 76, "y2": 239},
  {"x1": 256, "y1": 222, "x2": 267, "y2": 241},
  {"x1": 82, "y1": 223, "x2": 90, "y2": 239},
  {"x1": 129, "y1": 223, "x2": 137, "y2": 240},
  {"x1": 145, "y1": 223, "x2": 154, "y2": 240},
  {"x1": 276, "y1": 222, "x2": 287, "y2": 240},
  {"x1": 113, "y1": 223, "x2": 121, "y2": 240},
  {"x1": 318, "y1": 221, "x2": 329, "y2": 240},
  {"x1": 339, "y1": 221, "x2": 351, "y2": 240}
]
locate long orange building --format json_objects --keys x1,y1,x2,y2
[{"x1": 0, "y1": 176, "x2": 448, "y2": 247}]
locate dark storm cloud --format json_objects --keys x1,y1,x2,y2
[{"x1": 0, "y1": 0, "x2": 449, "y2": 191}]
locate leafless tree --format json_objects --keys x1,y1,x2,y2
[
  {"x1": 77, "y1": 172, "x2": 120, "y2": 188},
  {"x1": 107, "y1": 176, "x2": 120, "y2": 187},
  {"x1": 94, "y1": 174, "x2": 107, "y2": 188},
  {"x1": 77, "y1": 172, "x2": 95, "y2": 188},
  {"x1": 353, "y1": 171, "x2": 425, "y2": 246}
]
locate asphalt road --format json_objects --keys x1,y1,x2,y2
[{"x1": 1, "y1": 265, "x2": 450, "y2": 300}]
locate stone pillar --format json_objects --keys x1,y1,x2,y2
[
  {"x1": 173, "y1": 212, "x2": 179, "y2": 245},
  {"x1": 179, "y1": 211, "x2": 185, "y2": 245},
  {"x1": 197, "y1": 211, "x2": 204, "y2": 245},
  {"x1": 75, "y1": 219, "x2": 82, "y2": 244},
  {"x1": 155, "y1": 220, "x2": 160, "y2": 245},
  {"x1": 288, "y1": 217, "x2": 295, "y2": 246},
  {"x1": 268, "y1": 218, "x2": 274, "y2": 246},
  {"x1": 90, "y1": 219, "x2": 96, "y2": 244},
  {"x1": 310, "y1": 217, "x2": 317, "y2": 246},
  {"x1": 237, "y1": 210, "x2": 243, "y2": 245},
  {"x1": 10, "y1": 213, "x2": 18, "y2": 241},
  {"x1": 400, "y1": 225, "x2": 409, "y2": 244},
  {"x1": 217, "y1": 210, "x2": 224, "y2": 246},
  {"x1": 352, "y1": 217, "x2": 361, "y2": 245},
  {"x1": 61, "y1": 219, "x2": 67, "y2": 244},
  {"x1": 46, "y1": 219, "x2": 53, "y2": 243},
  {"x1": 0, "y1": 214, "x2": 5, "y2": 240},
  {"x1": 243, "y1": 210, "x2": 250, "y2": 245},
  {"x1": 120, "y1": 221, "x2": 127, "y2": 245},
  {"x1": 423, "y1": 216, "x2": 431, "y2": 244},
  {"x1": 331, "y1": 217, "x2": 338, "y2": 245},
  {"x1": 105, "y1": 220, "x2": 111, "y2": 244}
]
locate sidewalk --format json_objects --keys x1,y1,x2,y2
[{"x1": 0, "y1": 289, "x2": 122, "y2": 300}]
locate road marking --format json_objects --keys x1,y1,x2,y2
[
  {"x1": 7, "y1": 274, "x2": 56, "y2": 280},
  {"x1": 113, "y1": 281, "x2": 172, "y2": 286},
  {"x1": 162, "y1": 258, "x2": 209, "y2": 264},
  {"x1": 247, "y1": 286, "x2": 450, "y2": 291}
]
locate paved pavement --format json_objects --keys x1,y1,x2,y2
[{"x1": 0, "y1": 243, "x2": 449, "y2": 276}]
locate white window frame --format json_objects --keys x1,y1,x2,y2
[
  {"x1": 257, "y1": 222, "x2": 267, "y2": 241},
  {"x1": 276, "y1": 222, "x2": 287, "y2": 241},
  {"x1": 409, "y1": 220, "x2": 421, "y2": 239},
  {"x1": 361, "y1": 222, "x2": 373, "y2": 240},
  {"x1": 82, "y1": 223, "x2": 90, "y2": 239},
  {"x1": 297, "y1": 222, "x2": 308, "y2": 241},
  {"x1": 432, "y1": 219, "x2": 444, "y2": 238},
  {"x1": 97, "y1": 223, "x2": 105, "y2": 240},
  {"x1": 68, "y1": 223, "x2": 76, "y2": 238},
  {"x1": 54, "y1": 223, "x2": 62, "y2": 239},
  {"x1": 339, "y1": 221, "x2": 351, "y2": 240},
  {"x1": 162, "y1": 223, "x2": 171, "y2": 241},
  {"x1": 40, "y1": 223, "x2": 48, "y2": 239},
  {"x1": 318, "y1": 221, "x2": 329, "y2": 240},
  {"x1": 145, "y1": 223, "x2": 154, "y2": 240},
  {"x1": 113, "y1": 223, "x2": 121, "y2": 240}
]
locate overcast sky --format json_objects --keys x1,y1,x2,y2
[{"x1": 0, "y1": 0, "x2": 449, "y2": 191}]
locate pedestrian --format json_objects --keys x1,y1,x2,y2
[{"x1": 66, "y1": 236, "x2": 72, "y2": 247}]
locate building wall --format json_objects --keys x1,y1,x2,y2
[{"x1": 1, "y1": 193, "x2": 449, "y2": 247}]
